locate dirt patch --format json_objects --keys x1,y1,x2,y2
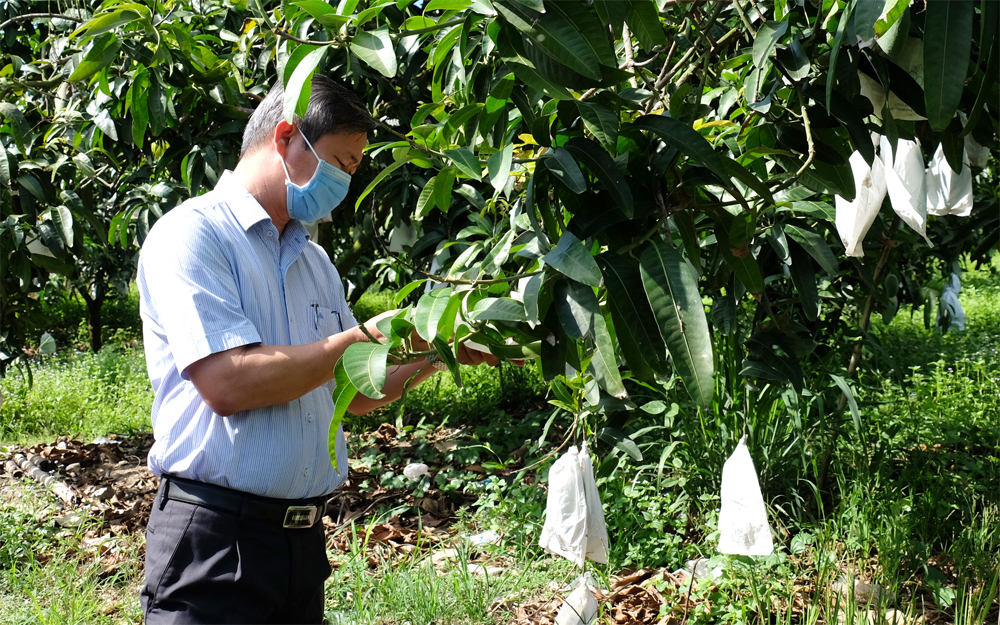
[{"x1": 1, "y1": 434, "x2": 158, "y2": 535}]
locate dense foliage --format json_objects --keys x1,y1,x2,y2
[{"x1": 1, "y1": 0, "x2": 997, "y2": 496}]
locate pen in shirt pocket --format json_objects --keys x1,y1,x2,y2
[{"x1": 311, "y1": 301, "x2": 320, "y2": 330}]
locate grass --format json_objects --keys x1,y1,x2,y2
[
  {"x1": 0, "y1": 259, "x2": 997, "y2": 624},
  {"x1": 0, "y1": 347, "x2": 153, "y2": 443}
]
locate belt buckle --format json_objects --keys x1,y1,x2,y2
[{"x1": 283, "y1": 505, "x2": 318, "y2": 529}]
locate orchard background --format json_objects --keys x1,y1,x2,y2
[{"x1": 1, "y1": 0, "x2": 998, "y2": 623}]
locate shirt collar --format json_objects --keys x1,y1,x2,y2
[{"x1": 217, "y1": 171, "x2": 273, "y2": 233}]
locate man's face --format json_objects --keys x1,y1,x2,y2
[{"x1": 283, "y1": 129, "x2": 367, "y2": 186}]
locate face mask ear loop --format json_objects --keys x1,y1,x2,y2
[{"x1": 298, "y1": 127, "x2": 322, "y2": 162}]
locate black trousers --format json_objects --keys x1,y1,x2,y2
[{"x1": 141, "y1": 483, "x2": 332, "y2": 624}]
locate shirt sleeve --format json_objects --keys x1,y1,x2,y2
[{"x1": 138, "y1": 214, "x2": 261, "y2": 377}]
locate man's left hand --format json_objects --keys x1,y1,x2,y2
[{"x1": 456, "y1": 342, "x2": 500, "y2": 367}]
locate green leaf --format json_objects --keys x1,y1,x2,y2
[
  {"x1": 543, "y1": 232, "x2": 602, "y2": 287},
  {"x1": 73, "y1": 153, "x2": 96, "y2": 177},
  {"x1": 352, "y1": 27, "x2": 398, "y2": 77},
  {"x1": 487, "y1": 143, "x2": 513, "y2": 192},
  {"x1": 831, "y1": 374, "x2": 862, "y2": 432},
  {"x1": 395, "y1": 280, "x2": 427, "y2": 306},
  {"x1": 714, "y1": 213, "x2": 764, "y2": 294},
  {"x1": 545, "y1": 148, "x2": 586, "y2": 194},
  {"x1": 294, "y1": 0, "x2": 352, "y2": 29},
  {"x1": 597, "y1": 427, "x2": 642, "y2": 461},
  {"x1": 789, "y1": 245, "x2": 820, "y2": 321},
  {"x1": 578, "y1": 102, "x2": 619, "y2": 153},
  {"x1": 631, "y1": 115, "x2": 731, "y2": 188},
  {"x1": 434, "y1": 167, "x2": 456, "y2": 211},
  {"x1": 874, "y1": 0, "x2": 909, "y2": 36},
  {"x1": 825, "y1": 0, "x2": 853, "y2": 112},
  {"x1": 68, "y1": 33, "x2": 122, "y2": 83},
  {"x1": 51, "y1": 206, "x2": 74, "y2": 248},
  {"x1": 624, "y1": 0, "x2": 668, "y2": 50},
  {"x1": 722, "y1": 156, "x2": 774, "y2": 207},
  {"x1": 415, "y1": 287, "x2": 454, "y2": 343},
  {"x1": 92, "y1": 109, "x2": 118, "y2": 141},
  {"x1": 128, "y1": 67, "x2": 150, "y2": 149},
  {"x1": 522, "y1": 273, "x2": 543, "y2": 323},
  {"x1": 564, "y1": 138, "x2": 633, "y2": 218},
  {"x1": 494, "y1": 0, "x2": 602, "y2": 80},
  {"x1": 553, "y1": 279, "x2": 597, "y2": 339},
  {"x1": 482, "y1": 230, "x2": 515, "y2": 275},
  {"x1": 923, "y1": 0, "x2": 973, "y2": 131},
  {"x1": 355, "y1": 158, "x2": 408, "y2": 209},
  {"x1": 329, "y1": 359, "x2": 358, "y2": 473},
  {"x1": 0, "y1": 103, "x2": 30, "y2": 147},
  {"x1": 343, "y1": 341, "x2": 390, "y2": 400},
  {"x1": 444, "y1": 148, "x2": 482, "y2": 180},
  {"x1": 471, "y1": 297, "x2": 529, "y2": 322},
  {"x1": 853, "y1": 0, "x2": 883, "y2": 41},
  {"x1": 753, "y1": 20, "x2": 788, "y2": 68},
  {"x1": 590, "y1": 313, "x2": 626, "y2": 398},
  {"x1": 282, "y1": 45, "x2": 327, "y2": 123},
  {"x1": 425, "y1": 0, "x2": 471, "y2": 11},
  {"x1": 784, "y1": 224, "x2": 839, "y2": 276},
  {"x1": 546, "y1": 0, "x2": 616, "y2": 67},
  {"x1": 0, "y1": 143, "x2": 11, "y2": 186},
  {"x1": 432, "y1": 336, "x2": 463, "y2": 388},
  {"x1": 17, "y1": 174, "x2": 45, "y2": 201},
  {"x1": 742, "y1": 338, "x2": 804, "y2": 393},
  {"x1": 74, "y1": 9, "x2": 142, "y2": 38},
  {"x1": 416, "y1": 177, "x2": 437, "y2": 217},
  {"x1": 639, "y1": 241, "x2": 714, "y2": 408},
  {"x1": 595, "y1": 253, "x2": 665, "y2": 384}
]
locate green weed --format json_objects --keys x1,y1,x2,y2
[{"x1": 0, "y1": 348, "x2": 153, "y2": 443}]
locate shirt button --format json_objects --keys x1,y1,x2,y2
[
  {"x1": 307, "y1": 414, "x2": 314, "y2": 423},
  {"x1": 303, "y1": 468, "x2": 310, "y2": 476},
  {"x1": 266, "y1": 230, "x2": 273, "y2": 237}
]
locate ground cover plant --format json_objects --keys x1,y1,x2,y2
[{"x1": 1, "y1": 256, "x2": 997, "y2": 623}]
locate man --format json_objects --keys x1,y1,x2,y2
[{"x1": 137, "y1": 76, "x2": 495, "y2": 623}]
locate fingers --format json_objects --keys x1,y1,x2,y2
[{"x1": 454, "y1": 343, "x2": 500, "y2": 367}]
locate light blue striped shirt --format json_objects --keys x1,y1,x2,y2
[{"x1": 138, "y1": 172, "x2": 356, "y2": 499}]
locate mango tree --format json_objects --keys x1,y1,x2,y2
[{"x1": 2, "y1": 0, "x2": 997, "y2": 503}]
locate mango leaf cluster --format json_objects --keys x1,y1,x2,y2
[{"x1": 1, "y1": 0, "x2": 996, "y2": 446}]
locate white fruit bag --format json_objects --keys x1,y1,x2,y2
[
  {"x1": 835, "y1": 151, "x2": 887, "y2": 257},
  {"x1": 554, "y1": 577, "x2": 599, "y2": 625},
  {"x1": 926, "y1": 144, "x2": 973, "y2": 217},
  {"x1": 965, "y1": 133, "x2": 990, "y2": 170},
  {"x1": 717, "y1": 436, "x2": 773, "y2": 556},
  {"x1": 579, "y1": 441, "x2": 609, "y2": 565},
  {"x1": 539, "y1": 443, "x2": 609, "y2": 567},
  {"x1": 879, "y1": 136, "x2": 932, "y2": 246}
]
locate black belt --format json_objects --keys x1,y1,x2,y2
[{"x1": 160, "y1": 476, "x2": 328, "y2": 529}]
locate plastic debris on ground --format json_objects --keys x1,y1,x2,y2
[
  {"x1": 402, "y1": 462, "x2": 430, "y2": 479},
  {"x1": 717, "y1": 436, "x2": 774, "y2": 556},
  {"x1": 468, "y1": 529, "x2": 500, "y2": 546},
  {"x1": 879, "y1": 136, "x2": 932, "y2": 246},
  {"x1": 835, "y1": 151, "x2": 887, "y2": 257},
  {"x1": 926, "y1": 144, "x2": 973, "y2": 217},
  {"x1": 538, "y1": 441, "x2": 609, "y2": 567}
]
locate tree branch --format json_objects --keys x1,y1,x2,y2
[{"x1": 0, "y1": 13, "x2": 82, "y2": 30}]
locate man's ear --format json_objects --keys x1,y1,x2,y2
[{"x1": 273, "y1": 120, "x2": 297, "y2": 158}]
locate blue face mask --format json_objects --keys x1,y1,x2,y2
[{"x1": 280, "y1": 129, "x2": 352, "y2": 223}]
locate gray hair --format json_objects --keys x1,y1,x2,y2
[{"x1": 241, "y1": 75, "x2": 377, "y2": 157}]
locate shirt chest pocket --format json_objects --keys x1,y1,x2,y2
[{"x1": 309, "y1": 301, "x2": 343, "y2": 341}]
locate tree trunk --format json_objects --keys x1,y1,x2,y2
[{"x1": 80, "y1": 290, "x2": 104, "y2": 353}]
